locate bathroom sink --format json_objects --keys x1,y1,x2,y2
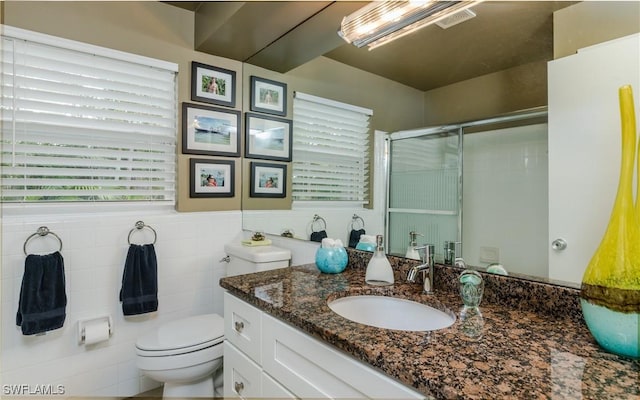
[{"x1": 327, "y1": 295, "x2": 455, "y2": 331}]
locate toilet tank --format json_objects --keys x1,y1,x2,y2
[{"x1": 224, "y1": 243, "x2": 291, "y2": 277}]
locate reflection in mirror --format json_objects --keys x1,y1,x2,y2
[
  {"x1": 387, "y1": 129, "x2": 460, "y2": 260},
  {"x1": 462, "y1": 121, "x2": 548, "y2": 278},
  {"x1": 246, "y1": 111, "x2": 552, "y2": 281},
  {"x1": 243, "y1": 131, "x2": 388, "y2": 245},
  {"x1": 387, "y1": 111, "x2": 549, "y2": 280},
  {"x1": 241, "y1": 2, "x2": 639, "y2": 288}
]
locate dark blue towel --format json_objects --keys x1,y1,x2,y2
[
  {"x1": 16, "y1": 252, "x2": 67, "y2": 335},
  {"x1": 310, "y1": 230, "x2": 327, "y2": 243},
  {"x1": 120, "y1": 244, "x2": 158, "y2": 316},
  {"x1": 348, "y1": 228, "x2": 366, "y2": 248}
]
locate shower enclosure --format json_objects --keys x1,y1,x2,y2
[
  {"x1": 385, "y1": 110, "x2": 548, "y2": 275},
  {"x1": 386, "y1": 127, "x2": 462, "y2": 261}
]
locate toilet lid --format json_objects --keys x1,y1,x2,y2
[{"x1": 136, "y1": 314, "x2": 224, "y2": 352}]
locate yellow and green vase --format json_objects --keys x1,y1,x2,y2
[{"x1": 580, "y1": 85, "x2": 640, "y2": 359}]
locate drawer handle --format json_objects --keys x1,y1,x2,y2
[
  {"x1": 234, "y1": 381, "x2": 244, "y2": 394},
  {"x1": 234, "y1": 321, "x2": 245, "y2": 333}
]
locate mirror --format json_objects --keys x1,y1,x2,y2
[{"x1": 243, "y1": 3, "x2": 637, "y2": 288}]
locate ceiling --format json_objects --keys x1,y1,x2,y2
[{"x1": 166, "y1": 1, "x2": 576, "y2": 91}]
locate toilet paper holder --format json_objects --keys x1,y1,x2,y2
[{"x1": 78, "y1": 315, "x2": 113, "y2": 345}]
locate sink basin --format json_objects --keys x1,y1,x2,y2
[{"x1": 327, "y1": 295, "x2": 455, "y2": 331}]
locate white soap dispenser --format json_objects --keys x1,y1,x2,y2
[
  {"x1": 365, "y1": 235, "x2": 394, "y2": 286},
  {"x1": 405, "y1": 231, "x2": 423, "y2": 260}
]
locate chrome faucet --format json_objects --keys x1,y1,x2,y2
[{"x1": 406, "y1": 244, "x2": 435, "y2": 294}]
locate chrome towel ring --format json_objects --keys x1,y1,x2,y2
[
  {"x1": 351, "y1": 214, "x2": 365, "y2": 230},
  {"x1": 312, "y1": 214, "x2": 327, "y2": 232},
  {"x1": 23, "y1": 226, "x2": 63, "y2": 255},
  {"x1": 127, "y1": 221, "x2": 157, "y2": 245}
]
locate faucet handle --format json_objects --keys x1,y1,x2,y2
[
  {"x1": 455, "y1": 257, "x2": 467, "y2": 269},
  {"x1": 414, "y1": 244, "x2": 435, "y2": 264}
]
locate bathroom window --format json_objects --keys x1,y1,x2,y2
[
  {"x1": 0, "y1": 27, "x2": 178, "y2": 205},
  {"x1": 292, "y1": 92, "x2": 372, "y2": 204}
]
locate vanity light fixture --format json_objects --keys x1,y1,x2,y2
[{"x1": 338, "y1": 0, "x2": 483, "y2": 50}]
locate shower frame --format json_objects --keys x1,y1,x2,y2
[{"x1": 384, "y1": 107, "x2": 548, "y2": 260}]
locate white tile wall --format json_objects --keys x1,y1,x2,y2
[{"x1": 0, "y1": 209, "x2": 242, "y2": 398}]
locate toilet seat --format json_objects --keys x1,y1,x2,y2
[
  {"x1": 136, "y1": 314, "x2": 225, "y2": 357},
  {"x1": 137, "y1": 340, "x2": 224, "y2": 372}
]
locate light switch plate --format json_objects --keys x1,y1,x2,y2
[{"x1": 479, "y1": 246, "x2": 499, "y2": 263}]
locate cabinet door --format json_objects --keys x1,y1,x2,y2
[
  {"x1": 548, "y1": 33, "x2": 640, "y2": 283},
  {"x1": 262, "y1": 372, "x2": 298, "y2": 399},
  {"x1": 223, "y1": 341, "x2": 262, "y2": 399},
  {"x1": 224, "y1": 292, "x2": 262, "y2": 364},
  {"x1": 261, "y1": 313, "x2": 425, "y2": 400}
]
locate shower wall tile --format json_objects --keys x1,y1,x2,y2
[
  {"x1": 462, "y1": 124, "x2": 548, "y2": 276},
  {"x1": 0, "y1": 210, "x2": 242, "y2": 397}
]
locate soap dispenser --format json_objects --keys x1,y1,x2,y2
[
  {"x1": 365, "y1": 235, "x2": 394, "y2": 286},
  {"x1": 405, "y1": 231, "x2": 423, "y2": 260}
]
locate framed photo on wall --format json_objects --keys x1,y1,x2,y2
[
  {"x1": 250, "y1": 162, "x2": 287, "y2": 198},
  {"x1": 250, "y1": 76, "x2": 287, "y2": 116},
  {"x1": 191, "y1": 62, "x2": 236, "y2": 107},
  {"x1": 245, "y1": 112, "x2": 292, "y2": 161},
  {"x1": 182, "y1": 102, "x2": 241, "y2": 157},
  {"x1": 189, "y1": 158, "x2": 235, "y2": 198}
]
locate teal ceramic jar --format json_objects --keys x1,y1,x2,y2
[{"x1": 315, "y1": 247, "x2": 348, "y2": 274}]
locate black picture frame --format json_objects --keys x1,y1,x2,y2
[
  {"x1": 191, "y1": 62, "x2": 236, "y2": 107},
  {"x1": 250, "y1": 76, "x2": 287, "y2": 116},
  {"x1": 182, "y1": 102, "x2": 241, "y2": 157},
  {"x1": 245, "y1": 112, "x2": 292, "y2": 162},
  {"x1": 250, "y1": 162, "x2": 287, "y2": 198},
  {"x1": 189, "y1": 158, "x2": 235, "y2": 198}
]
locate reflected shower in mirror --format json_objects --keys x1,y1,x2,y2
[
  {"x1": 386, "y1": 112, "x2": 549, "y2": 280},
  {"x1": 387, "y1": 130, "x2": 461, "y2": 260}
]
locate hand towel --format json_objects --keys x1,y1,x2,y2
[
  {"x1": 120, "y1": 244, "x2": 158, "y2": 316},
  {"x1": 16, "y1": 251, "x2": 67, "y2": 335},
  {"x1": 348, "y1": 228, "x2": 366, "y2": 248},
  {"x1": 310, "y1": 230, "x2": 328, "y2": 243}
]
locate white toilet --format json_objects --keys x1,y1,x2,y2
[{"x1": 135, "y1": 243, "x2": 291, "y2": 398}]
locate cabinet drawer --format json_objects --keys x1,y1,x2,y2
[
  {"x1": 224, "y1": 292, "x2": 262, "y2": 363},
  {"x1": 262, "y1": 313, "x2": 425, "y2": 400},
  {"x1": 223, "y1": 341, "x2": 262, "y2": 399}
]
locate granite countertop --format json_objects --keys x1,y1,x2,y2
[{"x1": 220, "y1": 251, "x2": 639, "y2": 400}]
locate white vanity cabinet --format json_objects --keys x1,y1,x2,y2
[
  {"x1": 224, "y1": 292, "x2": 295, "y2": 399},
  {"x1": 223, "y1": 292, "x2": 426, "y2": 400}
]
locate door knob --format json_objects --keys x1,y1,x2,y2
[{"x1": 551, "y1": 238, "x2": 567, "y2": 251}]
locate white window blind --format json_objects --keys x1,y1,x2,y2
[
  {"x1": 1, "y1": 26, "x2": 178, "y2": 204},
  {"x1": 292, "y1": 92, "x2": 372, "y2": 203}
]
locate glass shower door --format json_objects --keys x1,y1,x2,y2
[{"x1": 386, "y1": 129, "x2": 461, "y2": 260}]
